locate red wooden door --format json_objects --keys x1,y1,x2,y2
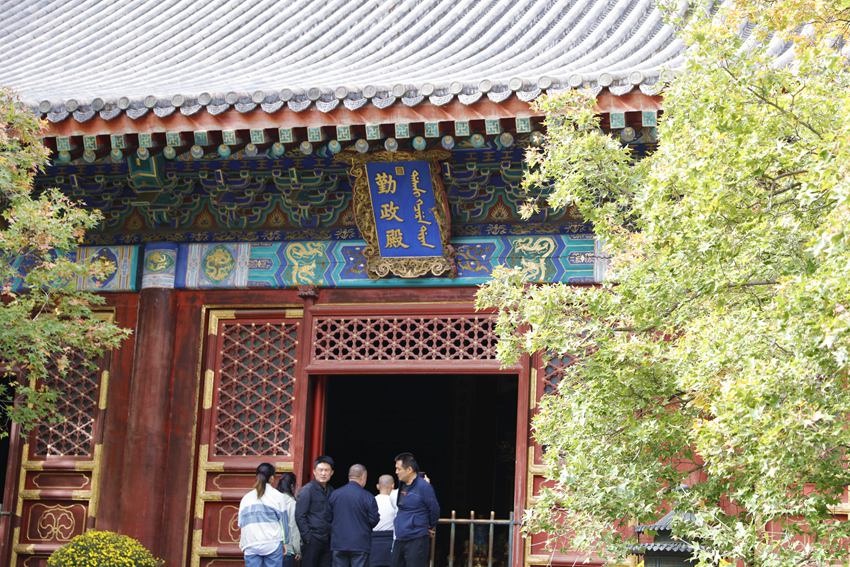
[
  {"x1": 6, "y1": 349, "x2": 111, "y2": 566},
  {"x1": 189, "y1": 308, "x2": 305, "y2": 567}
]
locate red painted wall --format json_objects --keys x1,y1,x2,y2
[{"x1": 3, "y1": 286, "x2": 542, "y2": 567}]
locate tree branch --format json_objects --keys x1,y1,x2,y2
[
  {"x1": 720, "y1": 63, "x2": 823, "y2": 140},
  {"x1": 732, "y1": 280, "x2": 778, "y2": 288}
]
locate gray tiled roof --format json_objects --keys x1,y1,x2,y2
[
  {"x1": 639, "y1": 541, "x2": 693, "y2": 553},
  {"x1": 2, "y1": 0, "x2": 687, "y2": 123},
  {"x1": 635, "y1": 509, "x2": 697, "y2": 533}
]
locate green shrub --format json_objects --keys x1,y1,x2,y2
[{"x1": 47, "y1": 530, "x2": 163, "y2": 567}]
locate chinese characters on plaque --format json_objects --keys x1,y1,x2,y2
[
  {"x1": 337, "y1": 151, "x2": 456, "y2": 279},
  {"x1": 366, "y1": 161, "x2": 443, "y2": 257}
]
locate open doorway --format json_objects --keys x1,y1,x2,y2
[{"x1": 323, "y1": 373, "x2": 518, "y2": 518}]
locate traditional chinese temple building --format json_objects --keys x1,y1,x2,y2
[{"x1": 0, "y1": 1, "x2": 680, "y2": 565}]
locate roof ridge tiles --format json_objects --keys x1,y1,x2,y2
[{"x1": 4, "y1": 0, "x2": 684, "y2": 123}]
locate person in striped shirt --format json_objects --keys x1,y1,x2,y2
[{"x1": 239, "y1": 462, "x2": 287, "y2": 566}]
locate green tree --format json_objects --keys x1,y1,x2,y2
[
  {"x1": 0, "y1": 89, "x2": 129, "y2": 435},
  {"x1": 476, "y1": 1, "x2": 850, "y2": 565}
]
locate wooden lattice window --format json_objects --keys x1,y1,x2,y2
[
  {"x1": 541, "y1": 354, "x2": 574, "y2": 395},
  {"x1": 312, "y1": 316, "x2": 498, "y2": 361},
  {"x1": 212, "y1": 320, "x2": 298, "y2": 457},
  {"x1": 33, "y1": 353, "x2": 102, "y2": 458}
]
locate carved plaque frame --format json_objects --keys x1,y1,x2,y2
[{"x1": 336, "y1": 149, "x2": 456, "y2": 279}]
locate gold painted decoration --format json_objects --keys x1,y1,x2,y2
[
  {"x1": 336, "y1": 150, "x2": 456, "y2": 279},
  {"x1": 29, "y1": 472, "x2": 91, "y2": 490},
  {"x1": 127, "y1": 154, "x2": 167, "y2": 190},
  {"x1": 511, "y1": 236, "x2": 557, "y2": 281},
  {"x1": 144, "y1": 250, "x2": 174, "y2": 273},
  {"x1": 283, "y1": 241, "x2": 328, "y2": 285},
  {"x1": 220, "y1": 505, "x2": 240, "y2": 543},
  {"x1": 203, "y1": 245, "x2": 236, "y2": 282},
  {"x1": 30, "y1": 503, "x2": 83, "y2": 541}
]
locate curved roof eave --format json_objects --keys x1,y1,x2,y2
[{"x1": 0, "y1": 0, "x2": 683, "y2": 125}]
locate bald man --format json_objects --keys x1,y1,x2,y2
[
  {"x1": 329, "y1": 464, "x2": 380, "y2": 567},
  {"x1": 370, "y1": 475, "x2": 398, "y2": 567}
]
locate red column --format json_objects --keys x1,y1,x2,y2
[
  {"x1": 159, "y1": 291, "x2": 204, "y2": 567},
  {"x1": 294, "y1": 286, "x2": 319, "y2": 486},
  {"x1": 118, "y1": 288, "x2": 176, "y2": 554},
  {"x1": 97, "y1": 292, "x2": 139, "y2": 531}
]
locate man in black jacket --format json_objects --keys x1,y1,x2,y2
[
  {"x1": 329, "y1": 464, "x2": 380, "y2": 567},
  {"x1": 296, "y1": 455, "x2": 336, "y2": 567}
]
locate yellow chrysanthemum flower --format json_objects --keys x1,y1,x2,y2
[{"x1": 47, "y1": 530, "x2": 163, "y2": 567}]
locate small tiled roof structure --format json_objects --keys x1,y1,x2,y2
[
  {"x1": 1, "y1": 0, "x2": 687, "y2": 123},
  {"x1": 633, "y1": 509, "x2": 696, "y2": 556},
  {"x1": 634, "y1": 509, "x2": 697, "y2": 534},
  {"x1": 640, "y1": 541, "x2": 693, "y2": 553}
]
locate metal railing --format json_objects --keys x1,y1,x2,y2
[{"x1": 429, "y1": 511, "x2": 515, "y2": 567}]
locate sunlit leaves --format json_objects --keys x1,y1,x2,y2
[
  {"x1": 477, "y1": 1, "x2": 850, "y2": 564},
  {"x1": 0, "y1": 89, "x2": 129, "y2": 434}
]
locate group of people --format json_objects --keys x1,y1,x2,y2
[{"x1": 238, "y1": 452, "x2": 440, "y2": 567}]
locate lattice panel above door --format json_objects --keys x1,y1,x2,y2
[
  {"x1": 33, "y1": 352, "x2": 103, "y2": 458},
  {"x1": 312, "y1": 315, "x2": 498, "y2": 361},
  {"x1": 212, "y1": 320, "x2": 299, "y2": 457}
]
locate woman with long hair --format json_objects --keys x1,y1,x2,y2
[
  {"x1": 238, "y1": 462, "x2": 287, "y2": 566},
  {"x1": 276, "y1": 472, "x2": 301, "y2": 567}
]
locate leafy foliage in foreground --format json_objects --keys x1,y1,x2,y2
[
  {"x1": 0, "y1": 89, "x2": 129, "y2": 434},
  {"x1": 477, "y1": 1, "x2": 850, "y2": 565}
]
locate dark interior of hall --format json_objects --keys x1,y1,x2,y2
[{"x1": 323, "y1": 373, "x2": 518, "y2": 519}]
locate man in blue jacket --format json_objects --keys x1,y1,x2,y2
[
  {"x1": 391, "y1": 452, "x2": 439, "y2": 567},
  {"x1": 297, "y1": 455, "x2": 336, "y2": 567},
  {"x1": 329, "y1": 464, "x2": 380, "y2": 567}
]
